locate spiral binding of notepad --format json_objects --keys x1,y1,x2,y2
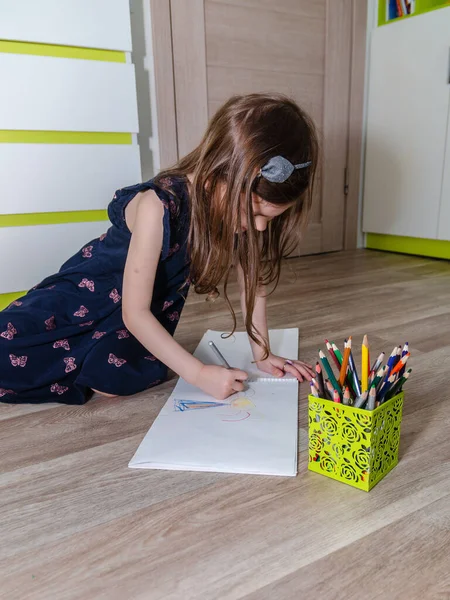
[{"x1": 247, "y1": 376, "x2": 298, "y2": 383}]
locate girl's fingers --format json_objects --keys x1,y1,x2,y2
[
  {"x1": 283, "y1": 363, "x2": 305, "y2": 382},
  {"x1": 293, "y1": 361, "x2": 314, "y2": 377}
]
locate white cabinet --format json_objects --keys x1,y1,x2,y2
[
  {"x1": 438, "y1": 113, "x2": 450, "y2": 240},
  {"x1": 363, "y1": 8, "x2": 450, "y2": 241}
]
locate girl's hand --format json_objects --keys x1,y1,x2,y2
[
  {"x1": 194, "y1": 365, "x2": 248, "y2": 400},
  {"x1": 256, "y1": 354, "x2": 314, "y2": 382}
]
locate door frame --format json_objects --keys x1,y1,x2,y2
[{"x1": 149, "y1": 0, "x2": 367, "y2": 251}]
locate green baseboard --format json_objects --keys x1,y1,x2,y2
[{"x1": 366, "y1": 233, "x2": 450, "y2": 260}]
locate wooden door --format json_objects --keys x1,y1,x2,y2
[{"x1": 154, "y1": 0, "x2": 356, "y2": 254}]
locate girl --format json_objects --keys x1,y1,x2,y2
[{"x1": 0, "y1": 93, "x2": 317, "y2": 405}]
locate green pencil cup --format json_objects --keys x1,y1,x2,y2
[{"x1": 308, "y1": 392, "x2": 404, "y2": 491}]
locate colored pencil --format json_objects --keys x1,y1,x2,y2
[
  {"x1": 385, "y1": 346, "x2": 399, "y2": 379},
  {"x1": 325, "y1": 379, "x2": 334, "y2": 398},
  {"x1": 310, "y1": 381, "x2": 319, "y2": 397},
  {"x1": 315, "y1": 362, "x2": 326, "y2": 399},
  {"x1": 366, "y1": 386, "x2": 377, "y2": 411},
  {"x1": 362, "y1": 334, "x2": 369, "y2": 392},
  {"x1": 390, "y1": 352, "x2": 410, "y2": 377},
  {"x1": 333, "y1": 389, "x2": 341, "y2": 403},
  {"x1": 370, "y1": 365, "x2": 387, "y2": 391},
  {"x1": 392, "y1": 345, "x2": 402, "y2": 368},
  {"x1": 325, "y1": 339, "x2": 341, "y2": 370},
  {"x1": 339, "y1": 337, "x2": 352, "y2": 388},
  {"x1": 378, "y1": 374, "x2": 397, "y2": 404},
  {"x1": 330, "y1": 342, "x2": 357, "y2": 398},
  {"x1": 369, "y1": 352, "x2": 385, "y2": 383},
  {"x1": 353, "y1": 391, "x2": 368, "y2": 409},
  {"x1": 331, "y1": 342, "x2": 343, "y2": 364},
  {"x1": 399, "y1": 342, "x2": 409, "y2": 377},
  {"x1": 386, "y1": 368, "x2": 411, "y2": 400},
  {"x1": 319, "y1": 350, "x2": 341, "y2": 396},
  {"x1": 343, "y1": 386, "x2": 351, "y2": 406},
  {"x1": 347, "y1": 346, "x2": 362, "y2": 397}
]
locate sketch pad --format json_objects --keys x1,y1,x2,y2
[{"x1": 129, "y1": 328, "x2": 299, "y2": 476}]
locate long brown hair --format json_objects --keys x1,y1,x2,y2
[{"x1": 155, "y1": 93, "x2": 318, "y2": 357}]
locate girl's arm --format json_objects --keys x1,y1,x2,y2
[
  {"x1": 237, "y1": 263, "x2": 314, "y2": 382},
  {"x1": 122, "y1": 190, "x2": 247, "y2": 399}
]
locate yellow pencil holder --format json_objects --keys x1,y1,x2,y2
[{"x1": 308, "y1": 392, "x2": 404, "y2": 491}]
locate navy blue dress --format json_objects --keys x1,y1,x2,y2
[{"x1": 0, "y1": 176, "x2": 191, "y2": 404}]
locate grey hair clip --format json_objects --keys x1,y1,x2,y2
[{"x1": 260, "y1": 155, "x2": 312, "y2": 183}]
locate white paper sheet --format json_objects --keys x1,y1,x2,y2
[{"x1": 129, "y1": 328, "x2": 299, "y2": 476}]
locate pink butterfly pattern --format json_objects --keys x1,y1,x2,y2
[
  {"x1": 45, "y1": 316, "x2": 56, "y2": 331},
  {"x1": 167, "y1": 311, "x2": 180, "y2": 322},
  {"x1": 0, "y1": 388, "x2": 14, "y2": 398},
  {"x1": 78, "y1": 278, "x2": 95, "y2": 292},
  {"x1": 46, "y1": 285, "x2": 56, "y2": 290},
  {"x1": 9, "y1": 300, "x2": 23, "y2": 308},
  {"x1": 82, "y1": 245, "x2": 93, "y2": 258},
  {"x1": 108, "y1": 353, "x2": 126, "y2": 367},
  {"x1": 9, "y1": 354, "x2": 27, "y2": 368},
  {"x1": 162, "y1": 300, "x2": 174, "y2": 311},
  {"x1": 109, "y1": 289, "x2": 121, "y2": 304},
  {"x1": 159, "y1": 177, "x2": 173, "y2": 189},
  {"x1": 74, "y1": 306, "x2": 89, "y2": 318},
  {"x1": 64, "y1": 357, "x2": 77, "y2": 373},
  {"x1": 144, "y1": 355, "x2": 156, "y2": 361},
  {"x1": 79, "y1": 321, "x2": 94, "y2": 327},
  {"x1": 92, "y1": 331, "x2": 106, "y2": 340},
  {"x1": 116, "y1": 329, "x2": 130, "y2": 339},
  {"x1": 53, "y1": 339, "x2": 70, "y2": 351},
  {"x1": 50, "y1": 383, "x2": 69, "y2": 395},
  {"x1": 1, "y1": 323, "x2": 17, "y2": 340}
]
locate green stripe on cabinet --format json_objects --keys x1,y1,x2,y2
[
  {"x1": 0, "y1": 211, "x2": 109, "y2": 228},
  {"x1": 0, "y1": 131, "x2": 132, "y2": 144},
  {"x1": 366, "y1": 233, "x2": 450, "y2": 260},
  {"x1": 0, "y1": 291, "x2": 27, "y2": 311},
  {"x1": 0, "y1": 40, "x2": 126, "y2": 62}
]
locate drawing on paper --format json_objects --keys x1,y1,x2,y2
[
  {"x1": 173, "y1": 394, "x2": 259, "y2": 422},
  {"x1": 174, "y1": 399, "x2": 226, "y2": 411}
]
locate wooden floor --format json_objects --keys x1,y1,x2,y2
[{"x1": 1, "y1": 250, "x2": 450, "y2": 600}]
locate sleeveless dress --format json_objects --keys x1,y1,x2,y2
[{"x1": 0, "y1": 176, "x2": 191, "y2": 404}]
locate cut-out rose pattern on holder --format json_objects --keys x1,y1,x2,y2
[{"x1": 308, "y1": 396, "x2": 403, "y2": 491}]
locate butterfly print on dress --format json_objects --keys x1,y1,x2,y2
[
  {"x1": 53, "y1": 339, "x2": 70, "y2": 351},
  {"x1": 45, "y1": 316, "x2": 56, "y2": 331},
  {"x1": 78, "y1": 278, "x2": 95, "y2": 292},
  {"x1": 74, "y1": 306, "x2": 89, "y2": 318},
  {"x1": 50, "y1": 383, "x2": 69, "y2": 395},
  {"x1": 108, "y1": 353, "x2": 126, "y2": 367},
  {"x1": 9, "y1": 354, "x2": 27, "y2": 367},
  {"x1": 109, "y1": 289, "x2": 121, "y2": 304},
  {"x1": 64, "y1": 357, "x2": 77, "y2": 373},
  {"x1": 82, "y1": 246, "x2": 93, "y2": 258},
  {"x1": 1, "y1": 322, "x2": 17, "y2": 340}
]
